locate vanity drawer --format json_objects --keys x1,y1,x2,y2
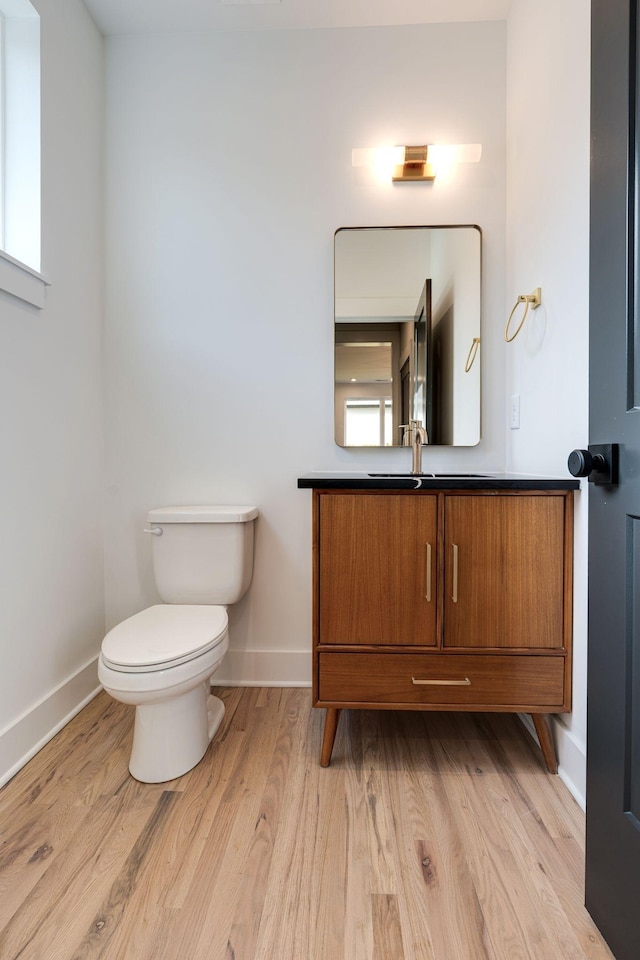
[{"x1": 318, "y1": 652, "x2": 565, "y2": 707}]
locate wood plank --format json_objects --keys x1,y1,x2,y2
[
  {"x1": 0, "y1": 787, "x2": 167, "y2": 959},
  {"x1": 436, "y1": 768, "x2": 542, "y2": 960},
  {"x1": 223, "y1": 687, "x2": 306, "y2": 960},
  {"x1": 342, "y1": 710, "x2": 375, "y2": 960},
  {"x1": 0, "y1": 796, "x2": 92, "y2": 928},
  {"x1": 479, "y1": 713, "x2": 586, "y2": 842},
  {"x1": 0, "y1": 694, "x2": 130, "y2": 818},
  {"x1": 174, "y1": 696, "x2": 286, "y2": 959},
  {"x1": 372, "y1": 893, "x2": 406, "y2": 960},
  {"x1": 253, "y1": 705, "x2": 336, "y2": 958},
  {"x1": 360, "y1": 716, "x2": 399, "y2": 895},
  {"x1": 383, "y1": 726, "x2": 494, "y2": 960},
  {"x1": 0, "y1": 693, "x2": 614, "y2": 960},
  {"x1": 63, "y1": 791, "x2": 180, "y2": 959}
]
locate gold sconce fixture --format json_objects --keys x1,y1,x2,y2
[
  {"x1": 504, "y1": 287, "x2": 542, "y2": 343},
  {"x1": 392, "y1": 145, "x2": 435, "y2": 182},
  {"x1": 351, "y1": 143, "x2": 482, "y2": 183}
]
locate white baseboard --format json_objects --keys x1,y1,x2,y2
[
  {"x1": 519, "y1": 713, "x2": 586, "y2": 810},
  {"x1": 0, "y1": 656, "x2": 102, "y2": 789},
  {"x1": 215, "y1": 650, "x2": 311, "y2": 687}
]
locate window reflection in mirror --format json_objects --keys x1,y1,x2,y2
[
  {"x1": 334, "y1": 226, "x2": 481, "y2": 447},
  {"x1": 344, "y1": 398, "x2": 393, "y2": 446}
]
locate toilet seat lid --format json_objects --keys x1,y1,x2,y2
[{"x1": 101, "y1": 604, "x2": 228, "y2": 671}]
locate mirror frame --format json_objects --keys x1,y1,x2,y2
[{"x1": 334, "y1": 224, "x2": 482, "y2": 448}]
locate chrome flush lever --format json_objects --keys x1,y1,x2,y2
[{"x1": 143, "y1": 525, "x2": 163, "y2": 536}]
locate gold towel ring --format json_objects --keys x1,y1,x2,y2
[
  {"x1": 464, "y1": 337, "x2": 480, "y2": 372},
  {"x1": 504, "y1": 287, "x2": 542, "y2": 342}
]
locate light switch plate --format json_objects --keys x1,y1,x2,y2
[{"x1": 510, "y1": 394, "x2": 520, "y2": 429}]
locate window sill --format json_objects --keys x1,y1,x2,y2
[{"x1": 0, "y1": 250, "x2": 50, "y2": 309}]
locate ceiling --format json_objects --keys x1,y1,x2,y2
[
  {"x1": 82, "y1": 0, "x2": 511, "y2": 37},
  {"x1": 335, "y1": 342, "x2": 393, "y2": 384}
]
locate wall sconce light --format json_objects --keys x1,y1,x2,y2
[
  {"x1": 352, "y1": 143, "x2": 482, "y2": 183},
  {"x1": 392, "y1": 145, "x2": 435, "y2": 182}
]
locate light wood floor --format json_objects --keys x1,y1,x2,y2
[{"x1": 0, "y1": 688, "x2": 614, "y2": 960}]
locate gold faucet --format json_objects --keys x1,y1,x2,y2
[{"x1": 401, "y1": 419, "x2": 428, "y2": 475}]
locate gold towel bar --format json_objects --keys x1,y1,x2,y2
[
  {"x1": 464, "y1": 337, "x2": 480, "y2": 372},
  {"x1": 505, "y1": 287, "x2": 542, "y2": 342}
]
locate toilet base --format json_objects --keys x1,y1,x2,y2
[
  {"x1": 207, "y1": 694, "x2": 225, "y2": 741},
  {"x1": 129, "y1": 684, "x2": 225, "y2": 783}
]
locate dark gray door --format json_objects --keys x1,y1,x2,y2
[{"x1": 587, "y1": 2, "x2": 640, "y2": 956}]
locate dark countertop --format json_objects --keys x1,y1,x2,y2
[{"x1": 297, "y1": 472, "x2": 580, "y2": 491}]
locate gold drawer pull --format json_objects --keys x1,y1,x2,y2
[
  {"x1": 425, "y1": 542, "x2": 432, "y2": 602},
  {"x1": 412, "y1": 676, "x2": 471, "y2": 686},
  {"x1": 452, "y1": 543, "x2": 459, "y2": 603}
]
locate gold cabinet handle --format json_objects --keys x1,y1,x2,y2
[
  {"x1": 425, "y1": 542, "x2": 432, "y2": 602},
  {"x1": 411, "y1": 677, "x2": 471, "y2": 686},
  {"x1": 452, "y1": 543, "x2": 459, "y2": 603}
]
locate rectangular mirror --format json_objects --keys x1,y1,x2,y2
[{"x1": 334, "y1": 225, "x2": 481, "y2": 447}]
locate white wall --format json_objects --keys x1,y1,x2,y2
[
  {"x1": 430, "y1": 226, "x2": 481, "y2": 444},
  {"x1": 4, "y1": 12, "x2": 40, "y2": 269},
  {"x1": 104, "y1": 22, "x2": 506, "y2": 685},
  {"x1": 334, "y1": 227, "x2": 432, "y2": 318},
  {"x1": 0, "y1": 0, "x2": 105, "y2": 785},
  {"x1": 506, "y1": 0, "x2": 590, "y2": 805}
]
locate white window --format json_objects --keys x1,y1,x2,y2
[
  {"x1": 344, "y1": 398, "x2": 393, "y2": 447},
  {"x1": 0, "y1": 0, "x2": 46, "y2": 308}
]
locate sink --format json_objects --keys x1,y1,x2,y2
[{"x1": 367, "y1": 472, "x2": 490, "y2": 479}]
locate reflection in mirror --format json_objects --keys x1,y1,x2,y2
[{"x1": 334, "y1": 226, "x2": 481, "y2": 447}]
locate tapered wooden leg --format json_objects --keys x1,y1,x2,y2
[
  {"x1": 320, "y1": 708, "x2": 341, "y2": 767},
  {"x1": 531, "y1": 713, "x2": 558, "y2": 774}
]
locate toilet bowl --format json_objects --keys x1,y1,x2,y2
[
  {"x1": 98, "y1": 604, "x2": 229, "y2": 782},
  {"x1": 99, "y1": 505, "x2": 258, "y2": 783}
]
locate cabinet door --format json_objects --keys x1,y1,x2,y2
[
  {"x1": 318, "y1": 493, "x2": 437, "y2": 646},
  {"x1": 444, "y1": 495, "x2": 566, "y2": 649}
]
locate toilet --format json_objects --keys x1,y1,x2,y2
[{"x1": 98, "y1": 504, "x2": 258, "y2": 783}]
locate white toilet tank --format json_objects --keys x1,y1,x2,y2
[{"x1": 146, "y1": 505, "x2": 259, "y2": 604}]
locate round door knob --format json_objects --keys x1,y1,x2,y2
[{"x1": 568, "y1": 449, "x2": 606, "y2": 478}]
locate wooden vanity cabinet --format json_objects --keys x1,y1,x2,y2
[{"x1": 313, "y1": 489, "x2": 574, "y2": 772}]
